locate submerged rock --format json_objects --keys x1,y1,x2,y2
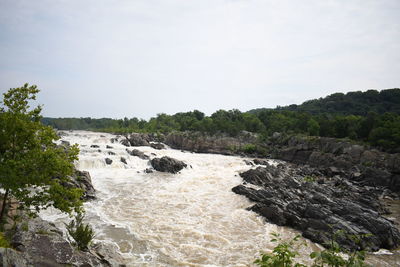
[
  {"x1": 126, "y1": 149, "x2": 149, "y2": 160},
  {"x1": 150, "y1": 156, "x2": 187, "y2": 174},
  {"x1": 232, "y1": 165, "x2": 400, "y2": 251}
]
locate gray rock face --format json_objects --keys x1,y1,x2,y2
[
  {"x1": 120, "y1": 139, "x2": 130, "y2": 147},
  {"x1": 271, "y1": 135, "x2": 400, "y2": 191},
  {"x1": 232, "y1": 164, "x2": 400, "y2": 251},
  {"x1": 151, "y1": 156, "x2": 187, "y2": 173},
  {"x1": 164, "y1": 131, "x2": 259, "y2": 155},
  {"x1": 65, "y1": 170, "x2": 96, "y2": 200},
  {"x1": 5, "y1": 216, "x2": 123, "y2": 267}
]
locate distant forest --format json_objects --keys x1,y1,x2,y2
[{"x1": 43, "y1": 88, "x2": 400, "y2": 152}]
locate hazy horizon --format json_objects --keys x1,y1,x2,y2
[{"x1": 1, "y1": 0, "x2": 399, "y2": 120}]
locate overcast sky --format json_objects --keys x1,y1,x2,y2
[{"x1": 0, "y1": 0, "x2": 399, "y2": 119}]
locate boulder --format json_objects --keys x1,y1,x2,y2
[
  {"x1": 128, "y1": 133, "x2": 150, "y2": 147},
  {"x1": 150, "y1": 156, "x2": 187, "y2": 174},
  {"x1": 64, "y1": 170, "x2": 96, "y2": 200},
  {"x1": 120, "y1": 157, "x2": 127, "y2": 164},
  {"x1": 150, "y1": 143, "x2": 165, "y2": 150},
  {"x1": 105, "y1": 158, "x2": 113, "y2": 165}
]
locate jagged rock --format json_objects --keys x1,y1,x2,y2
[
  {"x1": 4, "y1": 216, "x2": 122, "y2": 266},
  {"x1": 232, "y1": 165, "x2": 400, "y2": 251},
  {"x1": 108, "y1": 151, "x2": 116, "y2": 155},
  {"x1": 150, "y1": 143, "x2": 165, "y2": 150},
  {"x1": 64, "y1": 170, "x2": 96, "y2": 200},
  {"x1": 90, "y1": 145, "x2": 100, "y2": 148},
  {"x1": 105, "y1": 158, "x2": 113, "y2": 165},
  {"x1": 120, "y1": 157, "x2": 127, "y2": 164},
  {"x1": 126, "y1": 149, "x2": 149, "y2": 160},
  {"x1": 150, "y1": 156, "x2": 187, "y2": 174},
  {"x1": 106, "y1": 145, "x2": 113, "y2": 149}
]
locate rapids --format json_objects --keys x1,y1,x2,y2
[{"x1": 40, "y1": 131, "x2": 399, "y2": 266}]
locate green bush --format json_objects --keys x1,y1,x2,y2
[
  {"x1": 0, "y1": 232, "x2": 10, "y2": 248},
  {"x1": 254, "y1": 232, "x2": 370, "y2": 267},
  {"x1": 65, "y1": 213, "x2": 95, "y2": 251}
]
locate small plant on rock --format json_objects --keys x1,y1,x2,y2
[
  {"x1": 65, "y1": 212, "x2": 95, "y2": 251},
  {"x1": 254, "y1": 233, "x2": 307, "y2": 267}
]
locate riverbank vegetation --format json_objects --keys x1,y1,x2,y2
[{"x1": 43, "y1": 88, "x2": 400, "y2": 152}]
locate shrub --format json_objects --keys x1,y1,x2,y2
[
  {"x1": 254, "y1": 231, "x2": 370, "y2": 267},
  {"x1": 65, "y1": 213, "x2": 95, "y2": 251}
]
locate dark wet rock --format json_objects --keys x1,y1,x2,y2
[
  {"x1": 108, "y1": 151, "x2": 116, "y2": 155},
  {"x1": 144, "y1": 168, "x2": 154, "y2": 173},
  {"x1": 244, "y1": 160, "x2": 254, "y2": 166},
  {"x1": 105, "y1": 158, "x2": 113, "y2": 165},
  {"x1": 150, "y1": 156, "x2": 187, "y2": 174},
  {"x1": 253, "y1": 159, "x2": 270, "y2": 166},
  {"x1": 126, "y1": 149, "x2": 149, "y2": 160},
  {"x1": 128, "y1": 133, "x2": 150, "y2": 147},
  {"x1": 232, "y1": 165, "x2": 400, "y2": 251},
  {"x1": 106, "y1": 145, "x2": 113, "y2": 149},
  {"x1": 120, "y1": 157, "x2": 127, "y2": 164},
  {"x1": 150, "y1": 143, "x2": 165, "y2": 150},
  {"x1": 2, "y1": 216, "x2": 123, "y2": 266},
  {"x1": 120, "y1": 139, "x2": 130, "y2": 147},
  {"x1": 90, "y1": 145, "x2": 100, "y2": 148}
]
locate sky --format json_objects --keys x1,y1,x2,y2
[{"x1": 0, "y1": 0, "x2": 399, "y2": 119}]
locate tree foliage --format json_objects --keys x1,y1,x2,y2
[
  {"x1": 42, "y1": 89, "x2": 400, "y2": 152},
  {"x1": 0, "y1": 84, "x2": 83, "y2": 221}
]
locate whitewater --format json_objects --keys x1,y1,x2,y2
[{"x1": 40, "y1": 131, "x2": 398, "y2": 266}]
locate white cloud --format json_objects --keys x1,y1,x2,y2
[{"x1": 0, "y1": 0, "x2": 399, "y2": 118}]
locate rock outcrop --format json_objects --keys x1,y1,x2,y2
[
  {"x1": 232, "y1": 164, "x2": 400, "y2": 251},
  {"x1": 163, "y1": 131, "x2": 259, "y2": 155},
  {"x1": 150, "y1": 156, "x2": 187, "y2": 174},
  {"x1": 0, "y1": 216, "x2": 124, "y2": 267},
  {"x1": 269, "y1": 135, "x2": 400, "y2": 191},
  {"x1": 150, "y1": 142, "x2": 165, "y2": 150},
  {"x1": 65, "y1": 170, "x2": 96, "y2": 200}
]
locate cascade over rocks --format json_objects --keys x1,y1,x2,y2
[
  {"x1": 232, "y1": 164, "x2": 400, "y2": 251},
  {"x1": 150, "y1": 156, "x2": 187, "y2": 174}
]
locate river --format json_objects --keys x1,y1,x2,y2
[{"x1": 41, "y1": 131, "x2": 400, "y2": 266}]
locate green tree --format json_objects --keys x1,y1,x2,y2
[{"x1": 0, "y1": 84, "x2": 83, "y2": 222}]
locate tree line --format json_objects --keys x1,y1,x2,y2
[{"x1": 42, "y1": 89, "x2": 400, "y2": 153}]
